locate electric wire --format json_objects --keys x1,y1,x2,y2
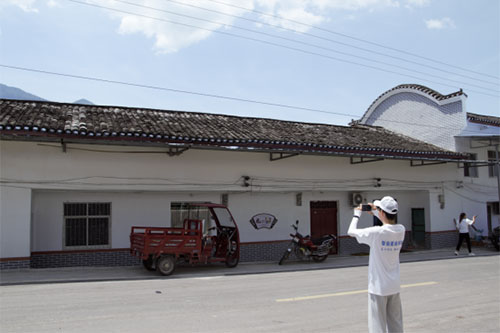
[
  {"x1": 445, "y1": 186, "x2": 492, "y2": 204},
  {"x1": 66, "y1": 0, "x2": 500, "y2": 98},
  {"x1": 105, "y1": 0, "x2": 498, "y2": 93},
  {"x1": 0, "y1": 63, "x2": 352, "y2": 118},
  {"x1": 159, "y1": 0, "x2": 498, "y2": 87},
  {"x1": 1, "y1": 63, "x2": 498, "y2": 136},
  {"x1": 203, "y1": 0, "x2": 499, "y2": 80}
]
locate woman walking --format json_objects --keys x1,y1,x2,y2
[{"x1": 455, "y1": 213, "x2": 477, "y2": 256}]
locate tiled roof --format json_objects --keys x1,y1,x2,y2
[
  {"x1": 467, "y1": 112, "x2": 500, "y2": 127},
  {"x1": 0, "y1": 99, "x2": 468, "y2": 161}
]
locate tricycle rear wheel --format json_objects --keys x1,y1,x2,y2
[{"x1": 157, "y1": 255, "x2": 176, "y2": 276}]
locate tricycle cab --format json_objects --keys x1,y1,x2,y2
[{"x1": 130, "y1": 203, "x2": 240, "y2": 275}]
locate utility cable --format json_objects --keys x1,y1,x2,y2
[
  {"x1": 159, "y1": 0, "x2": 497, "y2": 87},
  {"x1": 66, "y1": 0, "x2": 499, "y2": 98},
  {"x1": 204, "y1": 0, "x2": 499, "y2": 80},
  {"x1": 1, "y1": 63, "x2": 498, "y2": 135},
  {"x1": 106, "y1": 0, "x2": 498, "y2": 93}
]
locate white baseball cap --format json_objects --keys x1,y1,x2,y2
[{"x1": 373, "y1": 196, "x2": 398, "y2": 214}]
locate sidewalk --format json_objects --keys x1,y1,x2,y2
[{"x1": 1, "y1": 247, "x2": 498, "y2": 286}]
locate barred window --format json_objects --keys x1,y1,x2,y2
[{"x1": 64, "y1": 203, "x2": 111, "y2": 248}]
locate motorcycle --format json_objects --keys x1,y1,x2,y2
[{"x1": 279, "y1": 220, "x2": 336, "y2": 265}]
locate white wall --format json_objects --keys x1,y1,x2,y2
[
  {"x1": 1, "y1": 140, "x2": 493, "y2": 257},
  {"x1": 363, "y1": 92, "x2": 466, "y2": 151},
  {"x1": 31, "y1": 191, "x2": 220, "y2": 251},
  {"x1": 0, "y1": 141, "x2": 464, "y2": 193},
  {"x1": 0, "y1": 186, "x2": 31, "y2": 258}
]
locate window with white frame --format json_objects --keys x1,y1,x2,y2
[
  {"x1": 64, "y1": 203, "x2": 111, "y2": 248},
  {"x1": 464, "y1": 153, "x2": 478, "y2": 178},
  {"x1": 488, "y1": 151, "x2": 499, "y2": 178}
]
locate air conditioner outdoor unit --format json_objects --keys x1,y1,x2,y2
[{"x1": 351, "y1": 193, "x2": 364, "y2": 207}]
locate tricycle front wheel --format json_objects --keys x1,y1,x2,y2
[
  {"x1": 225, "y1": 255, "x2": 239, "y2": 268},
  {"x1": 157, "y1": 255, "x2": 176, "y2": 276}
]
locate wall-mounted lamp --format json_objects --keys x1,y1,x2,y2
[
  {"x1": 221, "y1": 193, "x2": 229, "y2": 207},
  {"x1": 242, "y1": 176, "x2": 250, "y2": 187},
  {"x1": 296, "y1": 193, "x2": 302, "y2": 206},
  {"x1": 438, "y1": 194, "x2": 445, "y2": 209}
]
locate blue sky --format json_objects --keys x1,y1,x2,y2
[{"x1": 1, "y1": 0, "x2": 498, "y2": 125}]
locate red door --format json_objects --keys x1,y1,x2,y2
[{"x1": 310, "y1": 201, "x2": 338, "y2": 254}]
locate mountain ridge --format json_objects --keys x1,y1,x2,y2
[{"x1": 0, "y1": 83, "x2": 93, "y2": 105}]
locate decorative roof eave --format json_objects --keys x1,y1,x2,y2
[
  {"x1": 357, "y1": 84, "x2": 467, "y2": 125},
  {"x1": 0, "y1": 128, "x2": 471, "y2": 163},
  {"x1": 467, "y1": 112, "x2": 500, "y2": 127}
]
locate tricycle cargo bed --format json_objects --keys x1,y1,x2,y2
[
  {"x1": 130, "y1": 220, "x2": 203, "y2": 260},
  {"x1": 129, "y1": 203, "x2": 240, "y2": 276}
]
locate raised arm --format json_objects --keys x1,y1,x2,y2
[{"x1": 347, "y1": 206, "x2": 363, "y2": 237}]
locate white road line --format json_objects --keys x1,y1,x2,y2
[{"x1": 276, "y1": 281, "x2": 438, "y2": 302}]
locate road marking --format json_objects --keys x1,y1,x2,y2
[{"x1": 276, "y1": 281, "x2": 438, "y2": 302}]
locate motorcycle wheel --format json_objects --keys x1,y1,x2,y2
[
  {"x1": 279, "y1": 249, "x2": 291, "y2": 265},
  {"x1": 312, "y1": 255, "x2": 328, "y2": 262},
  {"x1": 294, "y1": 246, "x2": 306, "y2": 260}
]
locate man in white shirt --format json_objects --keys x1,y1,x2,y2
[{"x1": 348, "y1": 196, "x2": 405, "y2": 333}]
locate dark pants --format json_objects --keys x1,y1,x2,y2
[{"x1": 456, "y1": 233, "x2": 471, "y2": 252}]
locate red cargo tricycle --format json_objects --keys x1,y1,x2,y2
[{"x1": 130, "y1": 203, "x2": 240, "y2": 276}]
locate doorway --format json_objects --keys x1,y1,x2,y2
[
  {"x1": 411, "y1": 208, "x2": 426, "y2": 247},
  {"x1": 310, "y1": 201, "x2": 338, "y2": 254}
]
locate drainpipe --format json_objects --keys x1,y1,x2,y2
[{"x1": 496, "y1": 144, "x2": 500, "y2": 213}]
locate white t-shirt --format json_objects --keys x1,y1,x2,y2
[
  {"x1": 456, "y1": 218, "x2": 474, "y2": 233},
  {"x1": 348, "y1": 217, "x2": 406, "y2": 296}
]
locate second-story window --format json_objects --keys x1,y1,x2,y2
[
  {"x1": 464, "y1": 153, "x2": 478, "y2": 178},
  {"x1": 488, "y1": 150, "x2": 499, "y2": 178}
]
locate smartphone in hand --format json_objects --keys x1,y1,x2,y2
[{"x1": 361, "y1": 204, "x2": 372, "y2": 211}]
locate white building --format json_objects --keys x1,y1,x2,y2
[
  {"x1": 0, "y1": 97, "x2": 486, "y2": 269},
  {"x1": 356, "y1": 84, "x2": 500, "y2": 238}
]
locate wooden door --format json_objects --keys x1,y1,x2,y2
[{"x1": 310, "y1": 201, "x2": 338, "y2": 254}]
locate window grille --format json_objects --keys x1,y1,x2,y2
[{"x1": 64, "y1": 203, "x2": 111, "y2": 248}]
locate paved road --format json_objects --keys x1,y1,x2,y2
[{"x1": 1, "y1": 256, "x2": 499, "y2": 332}]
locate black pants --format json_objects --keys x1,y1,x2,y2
[{"x1": 456, "y1": 233, "x2": 471, "y2": 252}]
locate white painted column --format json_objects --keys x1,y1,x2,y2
[{"x1": 0, "y1": 186, "x2": 31, "y2": 259}]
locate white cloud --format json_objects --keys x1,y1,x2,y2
[
  {"x1": 1, "y1": 0, "x2": 418, "y2": 53},
  {"x1": 425, "y1": 17, "x2": 456, "y2": 30},
  {"x1": 47, "y1": 0, "x2": 60, "y2": 8},
  {"x1": 405, "y1": 0, "x2": 430, "y2": 7},
  {"x1": 1, "y1": 0, "x2": 39, "y2": 12},
  {"x1": 98, "y1": 0, "x2": 409, "y2": 53},
  {"x1": 101, "y1": 0, "x2": 252, "y2": 54}
]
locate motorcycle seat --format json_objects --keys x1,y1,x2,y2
[{"x1": 312, "y1": 236, "x2": 332, "y2": 245}]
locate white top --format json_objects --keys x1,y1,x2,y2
[
  {"x1": 456, "y1": 218, "x2": 474, "y2": 233},
  {"x1": 348, "y1": 216, "x2": 406, "y2": 296}
]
